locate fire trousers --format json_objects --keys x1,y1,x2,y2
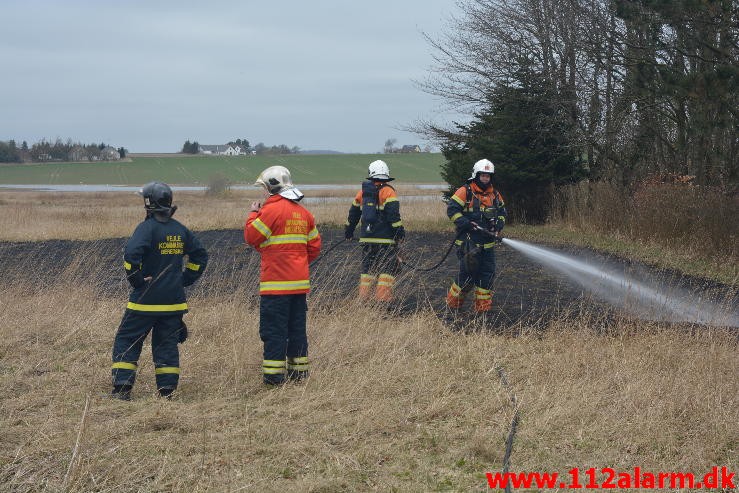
[
  {"x1": 359, "y1": 243, "x2": 400, "y2": 301},
  {"x1": 111, "y1": 312, "x2": 183, "y2": 391},
  {"x1": 446, "y1": 245, "x2": 496, "y2": 312},
  {"x1": 259, "y1": 294, "x2": 309, "y2": 385}
]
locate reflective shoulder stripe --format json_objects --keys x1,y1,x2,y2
[
  {"x1": 383, "y1": 196, "x2": 399, "y2": 204},
  {"x1": 124, "y1": 261, "x2": 132, "y2": 270},
  {"x1": 352, "y1": 200, "x2": 360, "y2": 207},
  {"x1": 450, "y1": 194, "x2": 465, "y2": 206},
  {"x1": 251, "y1": 218, "x2": 272, "y2": 238},
  {"x1": 127, "y1": 302, "x2": 188, "y2": 312},
  {"x1": 391, "y1": 220, "x2": 402, "y2": 228},
  {"x1": 307, "y1": 227, "x2": 319, "y2": 240},
  {"x1": 450, "y1": 212, "x2": 463, "y2": 222},
  {"x1": 185, "y1": 262, "x2": 200, "y2": 271},
  {"x1": 155, "y1": 366, "x2": 180, "y2": 375},
  {"x1": 112, "y1": 362, "x2": 137, "y2": 371},
  {"x1": 358, "y1": 238, "x2": 395, "y2": 244}
]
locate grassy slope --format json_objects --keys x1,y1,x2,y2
[{"x1": 0, "y1": 153, "x2": 446, "y2": 185}]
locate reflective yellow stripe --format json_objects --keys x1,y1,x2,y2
[
  {"x1": 263, "y1": 359, "x2": 285, "y2": 367},
  {"x1": 359, "y1": 238, "x2": 395, "y2": 244},
  {"x1": 252, "y1": 218, "x2": 272, "y2": 238},
  {"x1": 345, "y1": 220, "x2": 351, "y2": 226},
  {"x1": 124, "y1": 261, "x2": 132, "y2": 270},
  {"x1": 450, "y1": 212, "x2": 463, "y2": 222},
  {"x1": 454, "y1": 239, "x2": 463, "y2": 246},
  {"x1": 185, "y1": 262, "x2": 200, "y2": 271},
  {"x1": 391, "y1": 220, "x2": 403, "y2": 227},
  {"x1": 360, "y1": 274, "x2": 376, "y2": 286},
  {"x1": 127, "y1": 302, "x2": 188, "y2": 312},
  {"x1": 287, "y1": 364, "x2": 309, "y2": 370},
  {"x1": 112, "y1": 362, "x2": 137, "y2": 371},
  {"x1": 287, "y1": 356, "x2": 308, "y2": 364},
  {"x1": 307, "y1": 227, "x2": 319, "y2": 240},
  {"x1": 260, "y1": 234, "x2": 308, "y2": 247},
  {"x1": 352, "y1": 200, "x2": 360, "y2": 206},
  {"x1": 383, "y1": 196, "x2": 398, "y2": 204},
  {"x1": 450, "y1": 194, "x2": 465, "y2": 206},
  {"x1": 155, "y1": 366, "x2": 180, "y2": 375},
  {"x1": 259, "y1": 280, "x2": 310, "y2": 291},
  {"x1": 263, "y1": 367, "x2": 287, "y2": 374},
  {"x1": 449, "y1": 282, "x2": 462, "y2": 296},
  {"x1": 483, "y1": 242, "x2": 496, "y2": 249}
]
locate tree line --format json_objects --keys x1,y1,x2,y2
[
  {"x1": 418, "y1": 0, "x2": 737, "y2": 220},
  {"x1": 181, "y1": 138, "x2": 300, "y2": 155},
  {"x1": 0, "y1": 139, "x2": 126, "y2": 163}
]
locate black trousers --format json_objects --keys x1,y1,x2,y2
[
  {"x1": 111, "y1": 312, "x2": 183, "y2": 390},
  {"x1": 361, "y1": 244, "x2": 400, "y2": 275},
  {"x1": 455, "y1": 245, "x2": 496, "y2": 290},
  {"x1": 259, "y1": 294, "x2": 308, "y2": 384}
]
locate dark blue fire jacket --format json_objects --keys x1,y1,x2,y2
[{"x1": 123, "y1": 216, "x2": 208, "y2": 315}]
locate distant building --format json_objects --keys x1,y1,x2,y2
[
  {"x1": 400, "y1": 144, "x2": 421, "y2": 153},
  {"x1": 199, "y1": 144, "x2": 248, "y2": 156}
]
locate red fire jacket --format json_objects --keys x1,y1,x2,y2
[{"x1": 245, "y1": 194, "x2": 322, "y2": 295}]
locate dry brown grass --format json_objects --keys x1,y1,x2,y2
[
  {"x1": 0, "y1": 282, "x2": 736, "y2": 492},
  {"x1": 0, "y1": 190, "x2": 448, "y2": 242}
]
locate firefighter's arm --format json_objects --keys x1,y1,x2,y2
[
  {"x1": 381, "y1": 188, "x2": 404, "y2": 241},
  {"x1": 495, "y1": 193, "x2": 507, "y2": 233},
  {"x1": 244, "y1": 210, "x2": 272, "y2": 248},
  {"x1": 183, "y1": 230, "x2": 208, "y2": 287},
  {"x1": 447, "y1": 188, "x2": 472, "y2": 232},
  {"x1": 345, "y1": 191, "x2": 362, "y2": 239},
  {"x1": 123, "y1": 222, "x2": 150, "y2": 288},
  {"x1": 307, "y1": 215, "x2": 322, "y2": 263}
]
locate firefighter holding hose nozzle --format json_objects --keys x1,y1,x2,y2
[{"x1": 445, "y1": 159, "x2": 507, "y2": 313}]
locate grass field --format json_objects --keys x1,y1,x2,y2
[
  {"x1": 0, "y1": 153, "x2": 447, "y2": 185},
  {"x1": 0, "y1": 191, "x2": 736, "y2": 491}
]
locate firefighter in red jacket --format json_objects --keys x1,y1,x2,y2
[
  {"x1": 446, "y1": 159, "x2": 507, "y2": 313},
  {"x1": 245, "y1": 166, "x2": 322, "y2": 385},
  {"x1": 344, "y1": 160, "x2": 405, "y2": 302}
]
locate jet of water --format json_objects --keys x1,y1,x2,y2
[{"x1": 502, "y1": 238, "x2": 738, "y2": 327}]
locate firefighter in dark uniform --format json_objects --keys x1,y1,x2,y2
[
  {"x1": 245, "y1": 166, "x2": 322, "y2": 385},
  {"x1": 110, "y1": 182, "x2": 208, "y2": 400},
  {"x1": 344, "y1": 160, "x2": 405, "y2": 302},
  {"x1": 446, "y1": 159, "x2": 507, "y2": 313}
]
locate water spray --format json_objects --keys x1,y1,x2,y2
[{"x1": 501, "y1": 238, "x2": 738, "y2": 327}]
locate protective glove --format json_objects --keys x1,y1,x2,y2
[
  {"x1": 394, "y1": 226, "x2": 406, "y2": 242},
  {"x1": 456, "y1": 221, "x2": 474, "y2": 234},
  {"x1": 127, "y1": 270, "x2": 146, "y2": 289},
  {"x1": 178, "y1": 320, "x2": 188, "y2": 344},
  {"x1": 344, "y1": 225, "x2": 355, "y2": 240}
]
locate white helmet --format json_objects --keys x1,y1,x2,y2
[
  {"x1": 368, "y1": 159, "x2": 393, "y2": 181},
  {"x1": 468, "y1": 158, "x2": 495, "y2": 180},
  {"x1": 254, "y1": 165, "x2": 304, "y2": 201}
]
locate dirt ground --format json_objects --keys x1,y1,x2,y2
[{"x1": 1, "y1": 228, "x2": 735, "y2": 333}]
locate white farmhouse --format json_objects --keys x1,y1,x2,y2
[{"x1": 199, "y1": 144, "x2": 248, "y2": 156}]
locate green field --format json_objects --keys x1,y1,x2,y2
[{"x1": 0, "y1": 153, "x2": 446, "y2": 185}]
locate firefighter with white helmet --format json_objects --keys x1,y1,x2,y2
[
  {"x1": 245, "y1": 166, "x2": 322, "y2": 385},
  {"x1": 344, "y1": 160, "x2": 405, "y2": 302},
  {"x1": 445, "y1": 159, "x2": 507, "y2": 313}
]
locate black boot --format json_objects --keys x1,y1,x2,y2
[
  {"x1": 158, "y1": 387, "x2": 176, "y2": 399},
  {"x1": 111, "y1": 384, "x2": 132, "y2": 401}
]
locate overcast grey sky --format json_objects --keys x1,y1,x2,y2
[{"x1": 0, "y1": 1, "x2": 461, "y2": 153}]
